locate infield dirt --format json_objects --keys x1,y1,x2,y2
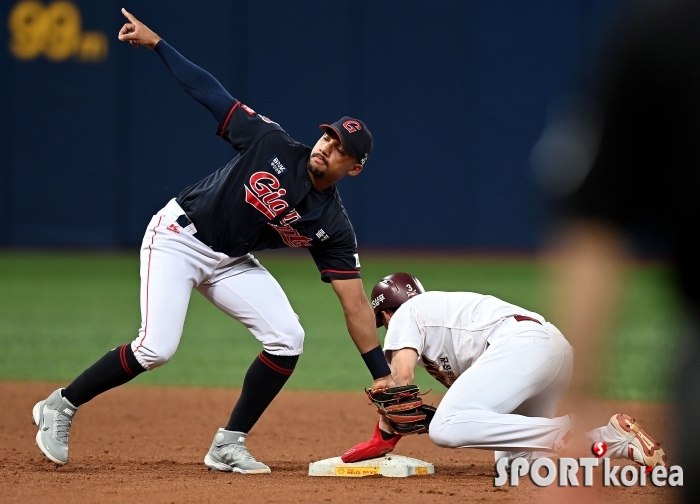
[{"x1": 0, "y1": 382, "x2": 680, "y2": 503}]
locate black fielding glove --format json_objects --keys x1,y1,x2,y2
[{"x1": 366, "y1": 385, "x2": 435, "y2": 435}]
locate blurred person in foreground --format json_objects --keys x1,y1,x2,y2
[{"x1": 536, "y1": 1, "x2": 700, "y2": 500}]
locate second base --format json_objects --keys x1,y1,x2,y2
[{"x1": 308, "y1": 455, "x2": 434, "y2": 478}]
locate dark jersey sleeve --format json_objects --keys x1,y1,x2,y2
[
  {"x1": 216, "y1": 101, "x2": 285, "y2": 153},
  {"x1": 154, "y1": 40, "x2": 235, "y2": 122},
  {"x1": 308, "y1": 241, "x2": 361, "y2": 283}
]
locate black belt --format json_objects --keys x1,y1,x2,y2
[
  {"x1": 176, "y1": 214, "x2": 210, "y2": 247},
  {"x1": 176, "y1": 214, "x2": 192, "y2": 228}
]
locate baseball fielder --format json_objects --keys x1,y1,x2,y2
[
  {"x1": 31, "y1": 9, "x2": 396, "y2": 473},
  {"x1": 342, "y1": 273, "x2": 667, "y2": 469}
]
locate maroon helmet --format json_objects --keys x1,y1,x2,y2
[{"x1": 370, "y1": 272, "x2": 425, "y2": 327}]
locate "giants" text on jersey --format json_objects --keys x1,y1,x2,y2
[
  {"x1": 268, "y1": 210, "x2": 312, "y2": 248},
  {"x1": 244, "y1": 172, "x2": 288, "y2": 219}
]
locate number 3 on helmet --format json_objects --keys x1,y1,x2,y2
[{"x1": 369, "y1": 272, "x2": 425, "y2": 328}]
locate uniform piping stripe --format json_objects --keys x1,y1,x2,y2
[
  {"x1": 218, "y1": 101, "x2": 241, "y2": 136},
  {"x1": 258, "y1": 352, "x2": 294, "y2": 376},
  {"x1": 134, "y1": 215, "x2": 164, "y2": 355},
  {"x1": 321, "y1": 269, "x2": 360, "y2": 275},
  {"x1": 513, "y1": 315, "x2": 542, "y2": 325},
  {"x1": 119, "y1": 345, "x2": 135, "y2": 377}
]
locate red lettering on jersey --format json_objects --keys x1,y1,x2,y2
[
  {"x1": 244, "y1": 172, "x2": 288, "y2": 220},
  {"x1": 269, "y1": 222, "x2": 312, "y2": 248},
  {"x1": 250, "y1": 172, "x2": 282, "y2": 195},
  {"x1": 280, "y1": 210, "x2": 302, "y2": 224},
  {"x1": 244, "y1": 186, "x2": 275, "y2": 219},
  {"x1": 343, "y1": 120, "x2": 361, "y2": 133},
  {"x1": 268, "y1": 209, "x2": 311, "y2": 247}
]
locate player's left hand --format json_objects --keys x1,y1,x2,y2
[
  {"x1": 371, "y1": 374, "x2": 398, "y2": 391},
  {"x1": 117, "y1": 8, "x2": 161, "y2": 50}
]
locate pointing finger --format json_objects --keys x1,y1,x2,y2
[{"x1": 121, "y1": 7, "x2": 137, "y2": 24}]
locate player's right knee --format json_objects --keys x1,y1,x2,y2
[
  {"x1": 429, "y1": 409, "x2": 495, "y2": 448},
  {"x1": 131, "y1": 343, "x2": 177, "y2": 370},
  {"x1": 428, "y1": 406, "x2": 454, "y2": 447},
  {"x1": 429, "y1": 424, "x2": 458, "y2": 448},
  {"x1": 291, "y1": 323, "x2": 305, "y2": 350},
  {"x1": 265, "y1": 319, "x2": 305, "y2": 355}
]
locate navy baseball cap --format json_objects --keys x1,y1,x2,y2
[{"x1": 319, "y1": 117, "x2": 373, "y2": 165}]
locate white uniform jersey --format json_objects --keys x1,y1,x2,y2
[{"x1": 382, "y1": 291, "x2": 545, "y2": 388}]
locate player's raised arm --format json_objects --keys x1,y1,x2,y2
[
  {"x1": 329, "y1": 278, "x2": 397, "y2": 389},
  {"x1": 117, "y1": 8, "x2": 234, "y2": 122},
  {"x1": 117, "y1": 8, "x2": 160, "y2": 49}
]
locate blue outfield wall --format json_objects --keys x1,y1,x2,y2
[{"x1": 0, "y1": 0, "x2": 620, "y2": 250}]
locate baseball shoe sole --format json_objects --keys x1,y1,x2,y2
[
  {"x1": 610, "y1": 413, "x2": 667, "y2": 467},
  {"x1": 204, "y1": 453, "x2": 271, "y2": 474}
]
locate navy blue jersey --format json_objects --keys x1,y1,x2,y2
[{"x1": 176, "y1": 101, "x2": 360, "y2": 282}]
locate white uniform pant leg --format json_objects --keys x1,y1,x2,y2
[
  {"x1": 494, "y1": 322, "x2": 575, "y2": 463},
  {"x1": 429, "y1": 319, "x2": 573, "y2": 453},
  {"x1": 585, "y1": 423, "x2": 629, "y2": 460},
  {"x1": 131, "y1": 202, "x2": 224, "y2": 369},
  {"x1": 196, "y1": 256, "x2": 304, "y2": 356}
]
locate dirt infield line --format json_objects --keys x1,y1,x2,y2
[{"x1": 0, "y1": 382, "x2": 679, "y2": 503}]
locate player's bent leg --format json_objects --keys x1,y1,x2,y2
[
  {"x1": 202, "y1": 351, "x2": 297, "y2": 473},
  {"x1": 201, "y1": 351, "x2": 296, "y2": 473},
  {"x1": 429, "y1": 408, "x2": 572, "y2": 451},
  {"x1": 31, "y1": 203, "x2": 222, "y2": 465},
  {"x1": 198, "y1": 255, "x2": 305, "y2": 356},
  {"x1": 197, "y1": 259, "x2": 303, "y2": 472},
  {"x1": 131, "y1": 210, "x2": 214, "y2": 369},
  {"x1": 510, "y1": 323, "x2": 574, "y2": 420},
  {"x1": 429, "y1": 320, "x2": 573, "y2": 453}
]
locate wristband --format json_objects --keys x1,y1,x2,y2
[{"x1": 361, "y1": 346, "x2": 391, "y2": 380}]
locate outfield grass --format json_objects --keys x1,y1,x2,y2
[{"x1": 0, "y1": 251, "x2": 682, "y2": 400}]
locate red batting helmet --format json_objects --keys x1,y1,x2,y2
[{"x1": 370, "y1": 272, "x2": 425, "y2": 327}]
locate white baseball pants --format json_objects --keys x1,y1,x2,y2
[
  {"x1": 428, "y1": 317, "x2": 574, "y2": 459},
  {"x1": 130, "y1": 199, "x2": 304, "y2": 370}
]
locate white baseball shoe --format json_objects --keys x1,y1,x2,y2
[
  {"x1": 609, "y1": 413, "x2": 667, "y2": 467},
  {"x1": 32, "y1": 388, "x2": 78, "y2": 465},
  {"x1": 204, "y1": 429, "x2": 271, "y2": 474}
]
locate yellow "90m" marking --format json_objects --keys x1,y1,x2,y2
[
  {"x1": 8, "y1": 0, "x2": 108, "y2": 62},
  {"x1": 415, "y1": 467, "x2": 429, "y2": 475}
]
